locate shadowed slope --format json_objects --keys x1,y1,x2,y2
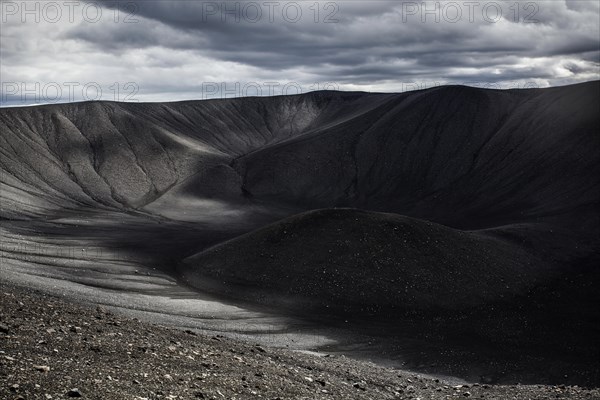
[
  {"x1": 180, "y1": 208, "x2": 549, "y2": 315},
  {"x1": 236, "y1": 83, "x2": 600, "y2": 231},
  {"x1": 179, "y1": 205, "x2": 599, "y2": 327},
  {"x1": 179, "y1": 208, "x2": 600, "y2": 385}
]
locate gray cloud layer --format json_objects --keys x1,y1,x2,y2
[{"x1": 1, "y1": 0, "x2": 598, "y2": 105}]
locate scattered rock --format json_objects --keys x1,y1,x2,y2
[
  {"x1": 67, "y1": 388, "x2": 82, "y2": 397},
  {"x1": 0, "y1": 323, "x2": 9, "y2": 333},
  {"x1": 1, "y1": 285, "x2": 599, "y2": 400}
]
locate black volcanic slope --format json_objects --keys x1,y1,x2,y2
[
  {"x1": 235, "y1": 83, "x2": 600, "y2": 230},
  {"x1": 181, "y1": 208, "x2": 546, "y2": 314},
  {"x1": 1, "y1": 82, "x2": 599, "y2": 383},
  {"x1": 2, "y1": 82, "x2": 598, "y2": 229}
]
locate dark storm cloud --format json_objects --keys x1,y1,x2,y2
[
  {"x1": 1, "y1": 0, "x2": 598, "y2": 105},
  {"x1": 78, "y1": 1, "x2": 599, "y2": 76}
]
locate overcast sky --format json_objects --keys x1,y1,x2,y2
[{"x1": 1, "y1": 0, "x2": 598, "y2": 106}]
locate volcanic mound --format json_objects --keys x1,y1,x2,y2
[{"x1": 181, "y1": 208, "x2": 553, "y2": 316}]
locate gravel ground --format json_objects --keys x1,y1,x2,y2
[{"x1": 1, "y1": 283, "x2": 598, "y2": 400}]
